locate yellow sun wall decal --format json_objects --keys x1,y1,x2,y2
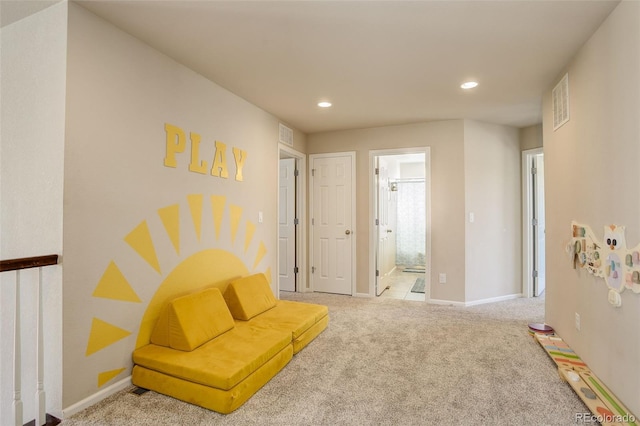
[
  {"x1": 93, "y1": 261, "x2": 141, "y2": 303},
  {"x1": 124, "y1": 221, "x2": 162, "y2": 275},
  {"x1": 158, "y1": 204, "x2": 181, "y2": 254},
  {"x1": 85, "y1": 318, "x2": 132, "y2": 356},
  {"x1": 87, "y1": 194, "x2": 270, "y2": 387}
]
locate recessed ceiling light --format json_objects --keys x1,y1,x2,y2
[
  {"x1": 318, "y1": 101, "x2": 332, "y2": 108},
  {"x1": 461, "y1": 81, "x2": 478, "y2": 89}
]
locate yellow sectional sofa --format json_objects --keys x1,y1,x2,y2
[
  {"x1": 132, "y1": 273, "x2": 328, "y2": 414},
  {"x1": 224, "y1": 273, "x2": 329, "y2": 354}
]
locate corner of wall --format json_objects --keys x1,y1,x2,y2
[
  {"x1": 462, "y1": 121, "x2": 522, "y2": 303},
  {"x1": 0, "y1": 2, "x2": 68, "y2": 422},
  {"x1": 519, "y1": 124, "x2": 543, "y2": 151}
]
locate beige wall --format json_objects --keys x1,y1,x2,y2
[
  {"x1": 278, "y1": 124, "x2": 307, "y2": 155},
  {"x1": 543, "y1": 0, "x2": 640, "y2": 415},
  {"x1": 519, "y1": 124, "x2": 543, "y2": 151},
  {"x1": 291, "y1": 127, "x2": 308, "y2": 154},
  {"x1": 464, "y1": 121, "x2": 521, "y2": 302},
  {"x1": 307, "y1": 121, "x2": 466, "y2": 301},
  {"x1": 63, "y1": 3, "x2": 288, "y2": 408},
  {"x1": 307, "y1": 119, "x2": 522, "y2": 303}
]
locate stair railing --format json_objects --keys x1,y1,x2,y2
[{"x1": 1, "y1": 255, "x2": 59, "y2": 426}]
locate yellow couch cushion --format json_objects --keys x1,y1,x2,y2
[
  {"x1": 134, "y1": 325, "x2": 291, "y2": 390},
  {"x1": 150, "y1": 287, "x2": 234, "y2": 351},
  {"x1": 132, "y1": 343, "x2": 293, "y2": 414},
  {"x1": 249, "y1": 300, "x2": 328, "y2": 339},
  {"x1": 224, "y1": 273, "x2": 277, "y2": 320}
]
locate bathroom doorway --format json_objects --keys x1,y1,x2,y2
[{"x1": 370, "y1": 148, "x2": 431, "y2": 301}]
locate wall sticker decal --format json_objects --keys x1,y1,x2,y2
[
  {"x1": 569, "y1": 221, "x2": 640, "y2": 307},
  {"x1": 163, "y1": 123, "x2": 248, "y2": 181},
  {"x1": 92, "y1": 261, "x2": 142, "y2": 303},
  {"x1": 85, "y1": 318, "x2": 132, "y2": 356},
  {"x1": 86, "y1": 194, "x2": 270, "y2": 388}
]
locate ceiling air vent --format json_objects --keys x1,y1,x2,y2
[
  {"x1": 552, "y1": 73, "x2": 569, "y2": 131},
  {"x1": 279, "y1": 123, "x2": 294, "y2": 147}
]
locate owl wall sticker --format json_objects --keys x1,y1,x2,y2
[{"x1": 570, "y1": 222, "x2": 640, "y2": 307}]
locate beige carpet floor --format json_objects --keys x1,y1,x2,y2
[{"x1": 61, "y1": 292, "x2": 588, "y2": 425}]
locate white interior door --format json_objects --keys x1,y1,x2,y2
[
  {"x1": 311, "y1": 154, "x2": 354, "y2": 295},
  {"x1": 376, "y1": 162, "x2": 391, "y2": 295},
  {"x1": 534, "y1": 154, "x2": 546, "y2": 296},
  {"x1": 278, "y1": 158, "x2": 296, "y2": 292}
]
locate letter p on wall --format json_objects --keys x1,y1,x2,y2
[{"x1": 164, "y1": 123, "x2": 186, "y2": 168}]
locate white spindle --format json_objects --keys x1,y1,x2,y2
[
  {"x1": 36, "y1": 267, "x2": 46, "y2": 426},
  {"x1": 13, "y1": 270, "x2": 23, "y2": 426}
]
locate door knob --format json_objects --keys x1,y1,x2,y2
[
  {"x1": 345, "y1": 230, "x2": 351, "y2": 235},
  {"x1": 386, "y1": 229, "x2": 393, "y2": 233}
]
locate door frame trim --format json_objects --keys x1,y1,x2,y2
[
  {"x1": 368, "y1": 147, "x2": 431, "y2": 299},
  {"x1": 522, "y1": 147, "x2": 543, "y2": 298},
  {"x1": 278, "y1": 144, "x2": 308, "y2": 293},
  {"x1": 309, "y1": 152, "x2": 357, "y2": 296}
]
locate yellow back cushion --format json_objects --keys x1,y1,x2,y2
[
  {"x1": 224, "y1": 273, "x2": 277, "y2": 320},
  {"x1": 150, "y1": 287, "x2": 234, "y2": 351}
]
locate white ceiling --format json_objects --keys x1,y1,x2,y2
[
  {"x1": 5, "y1": 1, "x2": 620, "y2": 134},
  {"x1": 0, "y1": 0, "x2": 61, "y2": 28}
]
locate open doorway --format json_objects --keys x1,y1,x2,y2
[
  {"x1": 278, "y1": 145, "x2": 307, "y2": 294},
  {"x1": 370, "y1": 148, "x2": 431, "y2": 301},
  {"x1": 522, "y1": 148, "x2": 545, "y2": 297}
]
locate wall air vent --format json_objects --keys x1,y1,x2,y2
[
  {"x1": 279, "y1": 123, "x2": 294, "y2": 147},
  {"x1": 552, "y1": 73, "x2": 569, "y2": 131}
]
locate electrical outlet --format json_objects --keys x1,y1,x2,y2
[
  {"x1": 575, "y1": 312, "x2": 581, "y2": 331},
  {"x1": 439, "y1": 273, "x2": 447, "y2": 284}
]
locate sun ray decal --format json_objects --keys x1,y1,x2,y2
[
  {"x1": 98, "y1": 368, "x2": 126, "y2": 387},
  {"x1": 229, "y1": 204, "x2": 243, "y2": 244},
  {"x1": 187, "y1": 194, "x2": 203, "y2": 241},
  {"x1": 87, "y1": 193, "x2": 270, "y2": 389},
  {"x1": 86, "y1": 318, "x2": 132, "y2": 356},
  {"x1": 244, "y1": 221, "x2": 256, "y2": 253},
  {"x1": 253, "y1": 241, "x2": 267, "y2": 270},
  {"x1": 93, "y1": 261, "x2": 141, "y2": 303},
  {"x1": 211, "y1": 195, "x2": 226, "y2": 240},
  {"x1": 124, "y1": 221, "x2": 161, "y2": 274},
  {"x1": 158, "y1": 204, "x2": 180, "y2": 254}
]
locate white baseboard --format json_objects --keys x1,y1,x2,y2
[
  {"x1": 464, "y1": 293, "x2": 522, "y2": 307},
  {"x1": 62, "y1": 376, "x2": 132, "y2": 418},
  {"x1": 428, "y1": 293, "x2": 523, "y2": 307},
  {"x1": 427, "y1": 298, "x2": 465, "y2": 307}
]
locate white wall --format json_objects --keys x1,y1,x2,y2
[
  {"x1": 463, "y1": 121, "x2": 521, "y2": 302},
  {"x1": 543, "y1": 0, "x2": 640, "y2": 415},
  {"x1": 399, "y1": 162, "x2": 425, "y2": 179},
  {"x1": 0, "y1": 2, "x2": 67, "y2": 422}
]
